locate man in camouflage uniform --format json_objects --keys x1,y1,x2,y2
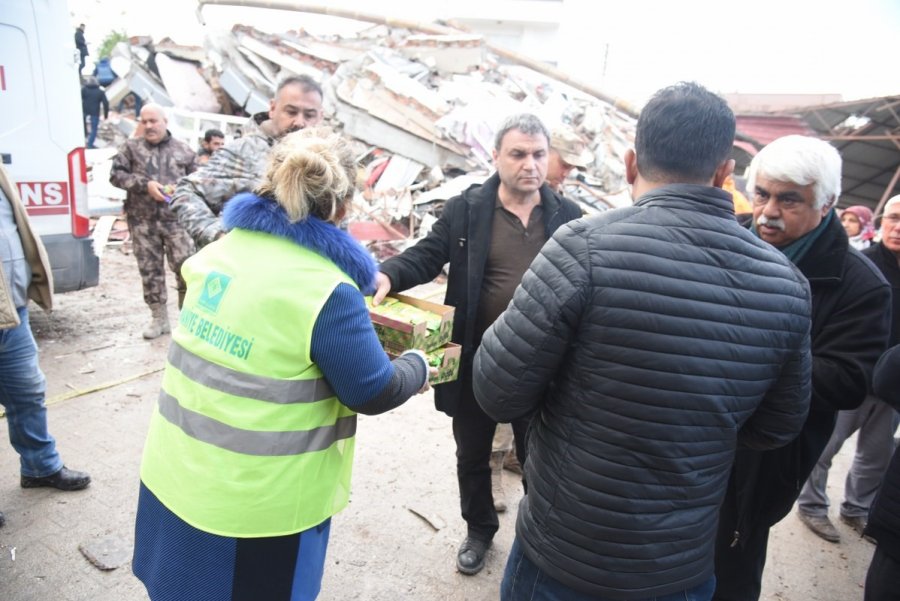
[
  {"x1": 170, "y1": 75, "x2": 324, "y2": 247},
  {"x1": 110, "y1": 104, "x2": 197, "y2": 339}
]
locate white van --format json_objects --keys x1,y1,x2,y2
[{"x1": 0, "y1": 0, "x2": 98, "y2": 292}]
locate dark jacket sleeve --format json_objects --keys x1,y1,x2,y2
[
  {"x1": 109, "y1": 143, "x2": 147, "y2": 194},
  {"x1": 811, "y1": 268, "x2": 891, "y2": 412},
  {"x1": 378, "y1": 196, "x2": 458, "y2": 292},
  {"x1": 874, "y1": 345, "x2": 900, "y2": 411},
  {"x1": 101, "y1": 92, "x2": 109, "y2": 119},
  {"x1": 473, "y1": 221, "x2": 588, "y2": 421},
  {"x1": 738, "y1": 278, "x2": 813, "y2": 450}
]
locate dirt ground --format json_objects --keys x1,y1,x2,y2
[{"x1": 0, "y1": 236, "x2": 877, "y2": 601}]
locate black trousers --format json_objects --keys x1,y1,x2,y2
[
  {"x1": 452, "y1": 379, "x2": 529, "y2": 542},
  {"x1": 865, "y1": 546, "x2": 900, "y2": 601}
]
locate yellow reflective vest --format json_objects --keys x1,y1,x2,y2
[{"x1": 140, "y1": 228, "x2": 357, "y2": 538}]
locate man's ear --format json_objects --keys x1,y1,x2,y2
[
  {"x1": 625, "y1": 149, "x2": 638, "y2": 185},
  {"x1": 821, "y1": 196, "x2": 836, "y2": 217},
  {"x1": 713, "y1": 159, "x2": 736, "y2": 188}
]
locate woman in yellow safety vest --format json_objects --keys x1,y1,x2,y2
[{"x1": 132, "y1": 128, "x2": 430, "y2": 601}]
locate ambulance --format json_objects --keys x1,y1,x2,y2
[{"x1": 1, "y1": 0, "x2": 99, "y2": 292}]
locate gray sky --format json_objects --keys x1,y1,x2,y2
[{"x1": 69, "y1": 0, "x2": 900, "y2": 106}]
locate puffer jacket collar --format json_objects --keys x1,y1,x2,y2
[{"x1": 634, "y1": 183, "x2": 737, "y2": 218}]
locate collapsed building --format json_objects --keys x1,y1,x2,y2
[
  {"x1": 90, "y1": 15, "x2": 639, "y2": 258},
  {"x1": 92, "y1": 7, "x2": 900, "y2": 260}
]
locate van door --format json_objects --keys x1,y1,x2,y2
[{"x1": 0, "y1": 0, "x2": 99, "y2": 292}]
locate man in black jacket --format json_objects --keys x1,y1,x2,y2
[
  {"x1": 372, "y1": 113, "x2": 582, "y2": 576},
  {"x1": 81, "y1": 76, "x2": 109, "y2": 149},
  {"x1": 473, "y1": 82, "x2": 813, "y2": 600},
  {"x1": 863, "y1": 343, "x2": 900, "y2": 600},
  {"x1": 714, "y1": 135, "x2": 892, "y2": 601},
  {"x1": 796, "y1": 194, "x2": 900, "y2": 543},
  {"x1": 74, "y1": 23, "x2": 88, "y2": 72}
]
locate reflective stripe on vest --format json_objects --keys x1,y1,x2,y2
[
  {"x1": 166, "y1": 342, "x2": 335, "y2": 404},
  {"x1": 140, "y1": 228, "x2": 360, "y2": 538},
  {"x1": 157, "y1": 389, "x2": 357, "y2": 456}
]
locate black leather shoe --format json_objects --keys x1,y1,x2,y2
[
  {"x1": 456, "y1": 536, "x2": 491, "y2": 575},
  {"x1": 21, "y1": 466, "x2": 91, "y2": 491}
]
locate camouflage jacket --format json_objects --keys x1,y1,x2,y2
[
  {"x1": 170, "y1": 113, "x2": 275, "y2": 247},
  {"x1": 109, "y1": 132, "x2": 198, "y2": 222}
]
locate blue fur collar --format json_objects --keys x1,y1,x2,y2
[{"x1": 222, "y1": 193, "x2": 377, "y2": 294}]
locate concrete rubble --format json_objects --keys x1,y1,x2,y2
[{"x1": 90, "y1": 20, "x2": 638, "y2": 259}]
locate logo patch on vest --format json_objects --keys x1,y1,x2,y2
[{"x1": 198, "y1": 272, "x2": 231, "y2": 314}]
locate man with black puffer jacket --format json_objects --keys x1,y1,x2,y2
[{"x1": 473, "y1": 82, "x2": 814, "y2": 601}]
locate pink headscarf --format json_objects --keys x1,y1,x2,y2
[{"x1": 841, "y1": 205, "x2": 875, "y2": 241}]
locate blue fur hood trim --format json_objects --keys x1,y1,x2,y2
[{"x1": 222, "y1": 193, "x2": 377, "y2": 294}]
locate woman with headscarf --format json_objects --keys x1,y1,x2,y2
[
  {"x1": 132, "y1": 128, "x2": 430, "y2": 601},
  {"x1": 841, "y1": 205, "x2": 876, "y2": 250}
]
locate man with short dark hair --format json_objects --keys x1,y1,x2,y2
[
  {"x1": 473, "y1": 82, "x2": 813, "y2": 600},
  {"x1": 197, "y1": 129, "x2": 225, "y2": 165},
  {"x1": 372, "y1": 113, "x2": 582, "y2": 576},
  {"x1": 713, "y1": 135, "x2": 891, "y2": 601},
  {"x1": 171, "y1": 75, "x2": 324, "y2": 247}
]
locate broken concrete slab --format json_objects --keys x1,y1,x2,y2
[{"x1": 154, "y1": 53, "x2": 222, "y2": 113}]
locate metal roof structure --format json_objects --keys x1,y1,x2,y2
[
  {"x1": 732, "y1": 95, "x2": 900, "y2": 216},
  {"x1": 784, "y1": 96, "x2": 900, "y2": 216}
]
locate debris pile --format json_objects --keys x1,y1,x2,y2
[{"x1": 92, "y1": 20, "x2": 639, "y2": 258}]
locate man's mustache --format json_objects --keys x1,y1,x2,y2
[{"x1": 757, "y1": 215, "x2": 786, "y2": 231}]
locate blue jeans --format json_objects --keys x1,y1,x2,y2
[
  {"x1": 0, "y1": 306, "x2": 62, "y2": 477},
  {"x1": 86, "y1": 114, "x2": 100, "y2": 148},
  {"x1": 502, "y1": 537, "x2": 716, "y2": 601}
]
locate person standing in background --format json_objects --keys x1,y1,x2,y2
[
  {"x1": 171, "y1": 75, "x2": 324, "y2": 248},
  {"x1": 840, "y1": 205, "x2": 876, "y2": 250},
  {"x1": 81, "y1": 76, "x2": 109, "y2": 149},
  {"x1": 196, "y1": 129, "x2": 225, "y2": 165},
  {"x1": 109, "y1": 104, "x2": 198, "y2": 339},
  {"x1": 74, "y1": 23, "x2": 88, "y2": 73},
  {"x1": 544, "y1": 125, "x2": 593, "y2": 193}
]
